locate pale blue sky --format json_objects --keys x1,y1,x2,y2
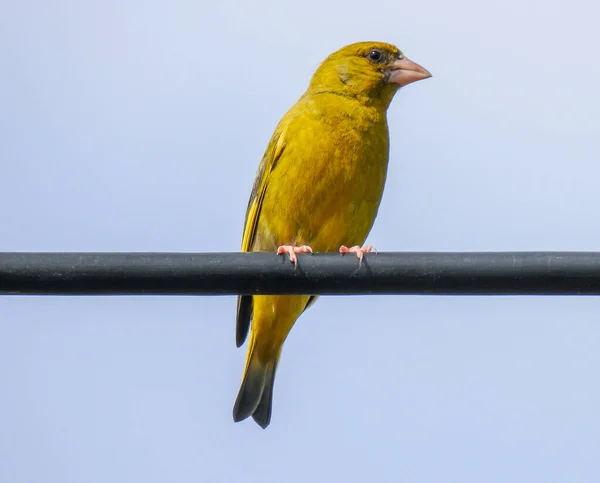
[{"x1": 1, "y1": 1, "x2": 600, "y2": 482}]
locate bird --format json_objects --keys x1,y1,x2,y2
[{"x1": 233, "y1": 41, "x2": 431, "y2": 428}]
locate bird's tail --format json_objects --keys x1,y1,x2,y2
[{"x1": 232, "y1": 336, "x2": 280, "y2": 429}]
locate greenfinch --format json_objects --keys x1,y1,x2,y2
[{"x1": 233, "y1": 41, "x2": 431, "y2": 428}]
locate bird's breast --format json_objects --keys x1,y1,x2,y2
[{"x1": 258, "y1": 115, "x2": 390, "y2": 252}]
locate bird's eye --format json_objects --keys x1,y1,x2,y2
[{"x1": 367, "y1": 49, "x2": 384, "y2": 62}]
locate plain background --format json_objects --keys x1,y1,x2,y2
[{"x1": 1, "y1": 0, "x2": 599, "y2": 482}]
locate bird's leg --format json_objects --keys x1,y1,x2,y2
[
  {"x1": 339, "y1": 245, "x2": 377, "y2": 264},
  {"x1": 276, "y1": 245, "x2": 313, "y2": 265}
]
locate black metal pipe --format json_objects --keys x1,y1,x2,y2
[{"x1": 0, "y1": 251, "x2": 599, "y2": 296}]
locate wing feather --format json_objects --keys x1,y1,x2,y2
[{"x1": 235, "y1": 128, "x2": 287, "y2": 347}]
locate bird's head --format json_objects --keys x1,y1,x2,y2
[{"x1": 308, "y1": 41, "x2": 431, "y2": 108}]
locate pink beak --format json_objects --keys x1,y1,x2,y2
[{"x1": 386, "y1": 57, "x2": 432, "y2": 87}]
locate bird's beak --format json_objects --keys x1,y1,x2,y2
[{"x1": 386, "y1": 57, "x2": 432, "y2": 87}]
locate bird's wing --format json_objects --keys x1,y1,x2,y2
[{"x1": 235, "y1": 127, "x2": 287, "y2": 347}]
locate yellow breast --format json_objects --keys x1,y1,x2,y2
[{"x1": 255, "y1": 93, "x2": 390, "y2": 252}]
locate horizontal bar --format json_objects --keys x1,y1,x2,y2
[{"x1": 0, "y1": 252, "x2": 599, "y2": 296}]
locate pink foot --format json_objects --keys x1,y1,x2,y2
[
  {"x1": 339, "y1": 245, "x2": 377, "y2": 263},
  {"x1": 276, "y1": 245, "x2": 313, "y2": 265}
]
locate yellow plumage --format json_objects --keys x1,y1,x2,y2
[{"x1": 233, "y1": 41, "x2": 431, "y2": 428}]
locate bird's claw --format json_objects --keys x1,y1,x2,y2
[
  {"x1": 276, "y1": 245, "x2": 313, "y2": 265},
  {"x1": 339, "y1": 245, "x2": 377, "y2": 265}
]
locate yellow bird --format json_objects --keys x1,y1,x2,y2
[{"x1": 233, "y1": 41, "x2": 431, "y2": 428}]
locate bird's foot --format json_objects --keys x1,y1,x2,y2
[
  {"x1": 276, "y1": 245, "x2": 313, "y2": 265},
  {"x1": 339, "y1": 245, "x2": 377, "y2": 265}
]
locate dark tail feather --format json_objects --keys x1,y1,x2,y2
[
  {"x1": 233, "y1": 340, "x2": 280, "y2": 429},
  {"x1": 251, "y1": 359, "x2": 278, "y2": 429},
  {"x1": 232, "y1": 360, "x2": 267, "y2": 424}
]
